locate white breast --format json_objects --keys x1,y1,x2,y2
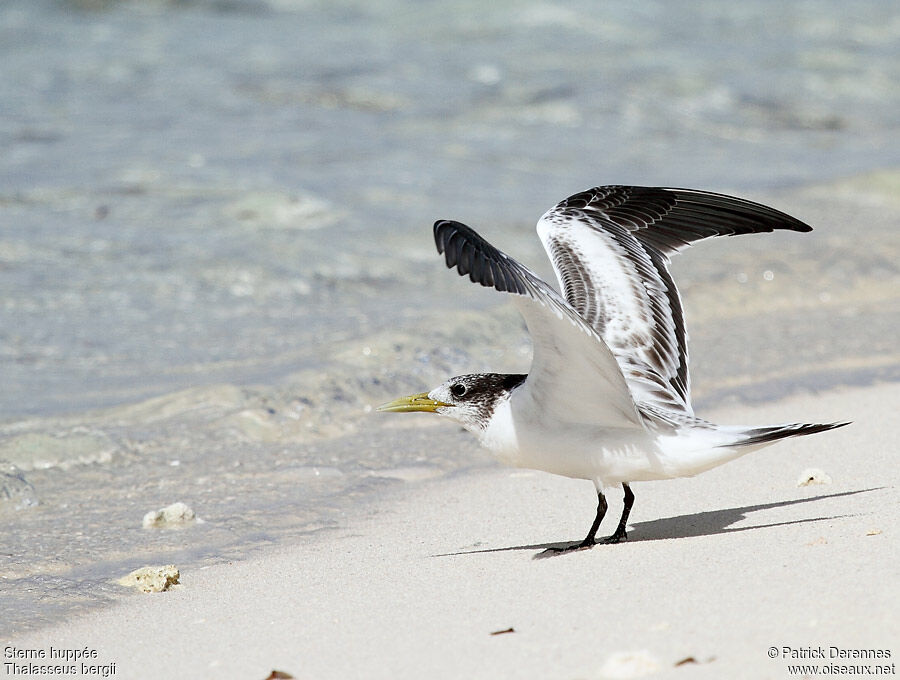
[{"x1": 477, "y1": 388, "x2": 671, "y2": 485}]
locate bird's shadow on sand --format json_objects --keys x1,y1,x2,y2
[{"x1": 434, "y1": 487, "x2": 881, "y2": 560}]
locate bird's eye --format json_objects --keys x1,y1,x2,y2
[{"x1": 450, "y1": 383, "x2": 467, "y2": 398}]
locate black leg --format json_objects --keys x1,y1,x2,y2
[
  {"x1": 601, "y1": 483, "x2": 633, "y2": 544},
  {"x1": 546, "y1": 487, "x2": 608, "y2": 553},
  {"x1": 579, "y1": 488, "x2": 608, "y2": 548}
]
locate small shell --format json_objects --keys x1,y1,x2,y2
[{"x1": 797, "y1": 468, "x2": 832, "y2": 487}]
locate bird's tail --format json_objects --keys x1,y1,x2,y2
[
  {"x1": 728, "y1": 421, "x2": 850, "y2": 448},
  {"x1": 655, "y1": 419, "x2": 849, "y2": 479}
]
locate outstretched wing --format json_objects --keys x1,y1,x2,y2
[
  {"x1": 433, "y1": 219, "x2": 642, "y2": 429},
  {"x1": 537, "y1": 186, "x2": 813, "y2": 415}
]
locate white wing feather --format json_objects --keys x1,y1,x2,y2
[
  {"x1": 434, "y1": 219, "x2": 642, "y2": 429},
  {"x1": 536, "y1": 185, "x2": 814, "y2": 417}
]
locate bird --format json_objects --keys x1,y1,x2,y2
[{"x1": 378, "y1": 185, "x2": 848, "y2": 551}]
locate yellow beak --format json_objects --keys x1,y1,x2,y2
[{"x1": 376, "y1": 392, "x2": 450, "y2": 413}]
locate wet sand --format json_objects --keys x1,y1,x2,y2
[{"x1": 6, "y1": 381, "x2": 897, "y2": 679}]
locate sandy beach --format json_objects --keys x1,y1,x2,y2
[
  {"x1": 3, "y1": 2, "x2": 900, "y2": 678},
  {"x1": 6, "y1": 381, "x2": 896, "y2": 679}
]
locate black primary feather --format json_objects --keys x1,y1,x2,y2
[
  {"x1": 556, "y1": 186, "x2": 813, "y2": 256},
  {"x1": 735, "y1": 421, "x2": 850, "y2": 448},
  {"x1": 434, "y1": 220, "x2": 530, "y2": 295}
]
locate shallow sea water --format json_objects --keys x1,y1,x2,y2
[{"x1": 2, "y1": 0, "x2": 899, "y2": 633}]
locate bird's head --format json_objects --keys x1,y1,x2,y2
[{"x1": 377, "y1": 373, "x2": 526, "y2": 434}]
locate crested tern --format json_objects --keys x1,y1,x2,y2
[{"x1": 379, "y1": 186, "x2": 848, "y2": 550}]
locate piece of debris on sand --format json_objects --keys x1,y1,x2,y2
[{"x1": 117, "y1": 565, "x2": 180, "y2": 593}]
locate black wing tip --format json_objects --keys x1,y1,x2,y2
[
  {"x1": 432, "y1": 219, "x2": 529, "y2": 295},
  {"x1": 666, "y1": 187, "x2": 815, "y2": 234},
  {"x1": 561, "y1": 185, "x2": 815, "y2": 236},
  {"x1": 807, "y1": 420, "x2": 852, "y2": 433},
  {"x1": 433, "y1": 219, "x2": 457, "y2": 254},
  {"x1": 432, "y1": 219, "x2": 487, "y2": 281},
  {"x1": 738, "y1": 420, "x2": 851, "y2": 447}
]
